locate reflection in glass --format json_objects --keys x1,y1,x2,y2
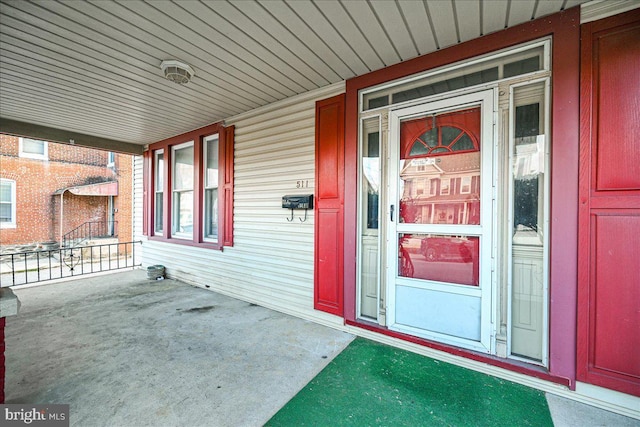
[
  {"x1": 173, "y1": 145, "x2": 194, "y2": 190},
  {"x1": 363, "y1": 132, "x2": 380, "y2": 229},
  {"x1": 172, "y1": 143, "x2": 194, "y2": 238},
  {"x1": 205, "y1": 188, "x2": 218, "y2": 239},
  {"x1": 155, "y1": 193, "x2": 163, "y2": 232},
  {"x1": 398, "y1": 234, "x2": 479, "y2": 286},
  {"x1": 398, "y1": 108, "x2": 481, "y2": 225},
  {"x1": 392, "y1": 68, "x2": 499, "y2": 104},
  {"x1": 504, "y1": 57, "x2": 540, "y2": 78},
  {"x1": 204, "y1": 135, "x2": 219, "y2": 241},
  {"x1": 513, "y1": 103, "x2": 543, "y2": 237},
  {"x1": 368, "y1": 96, "x2": 389, "y2": 109},
  {"x1": 173, "y1": 191, "x2": 193, "y2": 234},
  {"x1": 359, "y1": 118, "x2": 381, "y2": 320},
  {"x1": 510, "y1": 81, "x2": 547, "y2": 362}
]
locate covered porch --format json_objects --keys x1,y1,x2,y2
[{"x1": 1, "y1": 0, "x2": 639, "y2": 419}]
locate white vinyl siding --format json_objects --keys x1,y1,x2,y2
[{"x1": 142, "y1": 83, "x2": 345, "y2": 326}]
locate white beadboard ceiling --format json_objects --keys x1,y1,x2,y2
[{"x1": 0, "y1": 0, "x2": 588, "y2": 149}]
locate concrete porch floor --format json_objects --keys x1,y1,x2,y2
[
  {"x1": 4, "y1": 270, "x2": 638, "y2": 426},
  {"x1": 5, "y1": 270, "x2": 354, "y2": 426}
]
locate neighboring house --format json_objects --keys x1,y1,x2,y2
[
  {"x1": 0, "y1": 134, "x2": 132, "y2": 250},
  {"x1": 137, "y1": 6, "x2": 640, "y2": 414}
]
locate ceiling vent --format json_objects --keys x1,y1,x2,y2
[{"x1": 160, "y1": 60, "x2": 195, "y2": 84}]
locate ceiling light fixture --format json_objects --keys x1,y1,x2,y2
[{"x1": 160, "y1": 60, "x2": 195, "y2": 84}]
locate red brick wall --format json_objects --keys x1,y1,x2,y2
[
  {"x1": 0, "y1": 134, "x2": 109, "y2": 166},
  {"x1": 0, "y1": 135, "x2": 133, "y2": 246}
]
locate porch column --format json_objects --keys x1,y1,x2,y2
[{"x1": 0, "y1": 288, "x2": 20, "y2": 403}]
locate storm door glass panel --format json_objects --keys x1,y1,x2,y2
[
  {"x1": 359, "y1": 116, "x2": 381, "y2": 320},
  {"x1": 510, "y1": 81, "x2": 548, "y2": 363},
  {"x1": 398, "y1": 107, "x2": 481, "y2": 226},
  {"x1": 399, "y1": 233, "x2": 479, "y2": 286},
  {"x1": 172, "y1": 142, "x2": 194, "y2": 239},
  {"x1": 154, "y1": 150, "x2": 164, "y2": 234},
  {"x1": 203, "y1": 134, "x2": 219, "y2": 242},
  {"x1": 397, "y1": 106, "x2": 482, "y2": 286}
]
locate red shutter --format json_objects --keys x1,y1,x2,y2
[
  {"x1": 314, "y1": 94, "x2": 345, "y2": 316},
  {"x1": 578, "y1": 10, "x2": 640, "y2": 397},
  {"x1": 222, "y1": 125, "x2": 235, "y2": 247},
  {"x1": 142, "y1": 150, "x2": 150, "y2": 236}
]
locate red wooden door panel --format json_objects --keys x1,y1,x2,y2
[
  {"x1": 578, "y1": 10, "x2": 640, "y2": 397},
  {"x1": 314, "y1": 94, "x2": 345, "y2": 316},
  {"x1": 590, "y1": 213, "x2": 640, "y2": 378}
]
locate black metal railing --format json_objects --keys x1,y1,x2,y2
[
  {"x1": 0, "y1": 240, "x2": 141, "y2": 287},
  {"x1": 62, "y1": 221, "x2": 118, "y2": 248}
]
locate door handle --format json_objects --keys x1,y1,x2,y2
[{"x1": 390, "y1": 204, "x2": 395, "y2": 222}]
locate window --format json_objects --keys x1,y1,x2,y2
[
  {"x1": 414, "y1": 179, "x2": 427, "y2": 196},
  {"x1": 146, "y1": 123, "x2": 234, "y2": 248},
  {"x1": 203, "y1": 134, "x2": 219, "y2": 242},
  {"x1": 154, "y1": 150, "x2": 164, "y2": 234},
  {"x1": 172, "y1": 142, "x2": 194, "y2": 239},
  {"x1": 460, "y1": 176, "x2": 472, "y2": 194},
  {"x1": 362, "y1": 40, "x2": 548, "y2": 111},
  {"x1": 107, "y1": 152, "x2": 116, "y2": 168},
  {"x1": 19, "y1": 138, "x2": 48, "y2": 160},
  {"x1": 429, "y1": 179, "x2": 437, "y2": 196},
  {"x1": 508, "y1": 79, "x2": 550, "y2": 364},
  {"x1": 440, "y1": 178, "x2": 450, "y2": 195},
  {"x1": 0, "y1": 179, "x2": 16, "y2": 228}
]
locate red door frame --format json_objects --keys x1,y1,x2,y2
[{"x1": 344, "y1": 8, "x2": 580, "y2": 386}]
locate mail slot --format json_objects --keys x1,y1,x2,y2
[{"x1": 282, "y1": 194, "x2": 313, "y2": 210}]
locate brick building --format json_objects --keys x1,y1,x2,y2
[{"x1": 0, "y1": 134, "x2": 132, "y2": 249}]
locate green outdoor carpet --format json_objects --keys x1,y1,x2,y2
[{"x1": 267, "y1": 338, "x2": 553, "y2": 426}]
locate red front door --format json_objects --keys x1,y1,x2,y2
[{"x1": 578, "y1": 10, "x2": 640, "y2": 397}]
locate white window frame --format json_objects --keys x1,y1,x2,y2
[
  {"x1": 203, "y1": 134, "x2": 219, "y2": 243},
  {"x1": 19, "y1": 138, "x2": 48, "y2": 160},
  {"x1": 0, "y1": 178, "x2": 17, "y2": 229},
  {"x1": 171, "y1": 141, "x2": 194, "y2": 239}
]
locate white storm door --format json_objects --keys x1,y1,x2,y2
[{"x1": 386, "y1": 90, "x2": 495, "y2": 353}]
